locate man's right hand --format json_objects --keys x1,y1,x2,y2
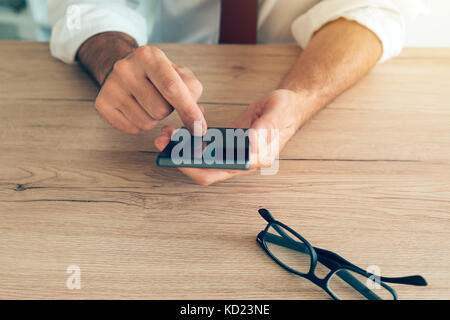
[{"x1": 77, "y1": 32, "x2": 206, "y2": 134}]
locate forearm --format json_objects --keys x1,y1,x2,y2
[
  {"x1": 76, "y1": 31, "x2": 138, "y2": 85},
  {"x1": 280, "y1": 18, "x2": 382, "y2": 128}
]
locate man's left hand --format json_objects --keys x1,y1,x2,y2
[{"x1": 154, "y1": 89, "x2": 303, "y2": 185}]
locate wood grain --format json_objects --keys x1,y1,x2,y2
[{"x1": 0, "y1": 42, "x2": 449, "y2": 299}]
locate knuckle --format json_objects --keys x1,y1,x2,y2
[
  {"x1": 175, "y1": 64, "x2": 190, "y2": 76},
  {"x1": 192, "y1": 79, "x2": 203, "y2": 99},
  {"x1": 149, "y1": 46, "x2": 165, "y2": 59},
  {"x1": 266, "y1": 90, "x2": 286, "y2": 107},
  {"x1": 175, "y1": 64, "x2": 186, "y2": 70},
  {"x1": 152, "y1": 110, "x2": 168, "y2": 121},
  {"x1": 161, "y1": 78, "x2": 181, "y2": 97},
  {"x1": 141, "y1": 120, "x2": 157, "y2": 131},
  {"x1": 179, "y1": 108, "x2": 196, "y2": 124},
  {"x1": 136, "y1": 46, "x2": 165, "y2": 63},
  {"x1": 135, "y1": 116, "x2": 152, "y2": 130},
  {"x1": 151, "y1": 105, "x2": 172, "y2": 120},
  {"x1": 134, "y1": 46, "x2": 151, "y2": 60},
  {"x1": 184, "y1": 76, "x2": 203, "y2": 98},
  {"x1": 94, "y1": 96, "x2": 106, "y2": 111},
  {"x1": 112, "y1": 59, "x2": 129, "y2": 76},
  {"x1": 125, "y1": 126, "x2": 140, "y2": 135}
]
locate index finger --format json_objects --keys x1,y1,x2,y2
[{"x1": 137, "y1": 47, "x2": 207, "y2": 134}]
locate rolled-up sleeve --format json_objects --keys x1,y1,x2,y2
[
  {"x1": 291, "y1": 0, "x2": 430, "y2": 62},
  {"x1": 49, "y1": 1, "x2": 147, "y2": 64}
]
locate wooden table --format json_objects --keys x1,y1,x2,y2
[{"x1": 0, "y1": 41, "x2": 449, "y2": 299}]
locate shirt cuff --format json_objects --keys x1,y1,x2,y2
[
  {"x1": 50, "y1": 4, "x2": 147, "y2": 64},
  {"x1": 291, "y1": 0, "x2": 408, "y2": 63}
]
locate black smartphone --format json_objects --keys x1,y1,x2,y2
[{"x1": 156, "y1": 127, "x2": 250, "y2": 170}]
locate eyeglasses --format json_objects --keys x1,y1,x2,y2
[{"x1": 256, "y1": 208, "x2": 427, "y2": 300}]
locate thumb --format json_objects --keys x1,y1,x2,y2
[
  {"x1": 154, "y1": 125, "x2": 176, "y2": 151},
  {"x1": 248, "y1": 108, "x2": 281, "y2": 168}
]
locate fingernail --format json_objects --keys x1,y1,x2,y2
[
  {"x1": 191, "y1": 120, "x2": 205, "y2": 136},
  {"x1": 202, "y1": 120, "x2": 207, "y2": 135}
]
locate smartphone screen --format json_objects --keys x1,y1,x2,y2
[{"x1": 156, "y1": 127, "x2": 250, "y2": 170}]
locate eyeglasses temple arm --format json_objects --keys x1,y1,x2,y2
[
  {"x1": 314, "y1": 247, "x2": 428, "y2": 286},
  {"x1": 379, "y1": 275, "x2": 427, "y2": 286}
]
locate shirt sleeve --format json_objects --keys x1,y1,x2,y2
[
  {"x1": 49, "y1": 1, "x2": 148, "y2": 64},
  {"x1": 291, "y1": 0, "x2": 430, "y2": 62}
]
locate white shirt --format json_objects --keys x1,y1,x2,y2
[{"x1": 48, "y1": 0, "x2": 429, "y2": 64}]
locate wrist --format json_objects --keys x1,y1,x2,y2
[
  {"x1": 278, "y1": 87, "x2": 322, "y2": 130},
  {"x1": 76, "y1": 31, "x2": 138, "y2": 85}
]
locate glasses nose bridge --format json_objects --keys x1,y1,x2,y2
[{"x1": 309, "y1": 272, "x2": 328, "y2": 288}]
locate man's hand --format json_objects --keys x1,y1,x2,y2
[
  {"x1": 154, "y1": 89, "x2": 304, "y2": 185},
  {"x1": 77, "y1": 32, "x2": 207, "y2": 134}
]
